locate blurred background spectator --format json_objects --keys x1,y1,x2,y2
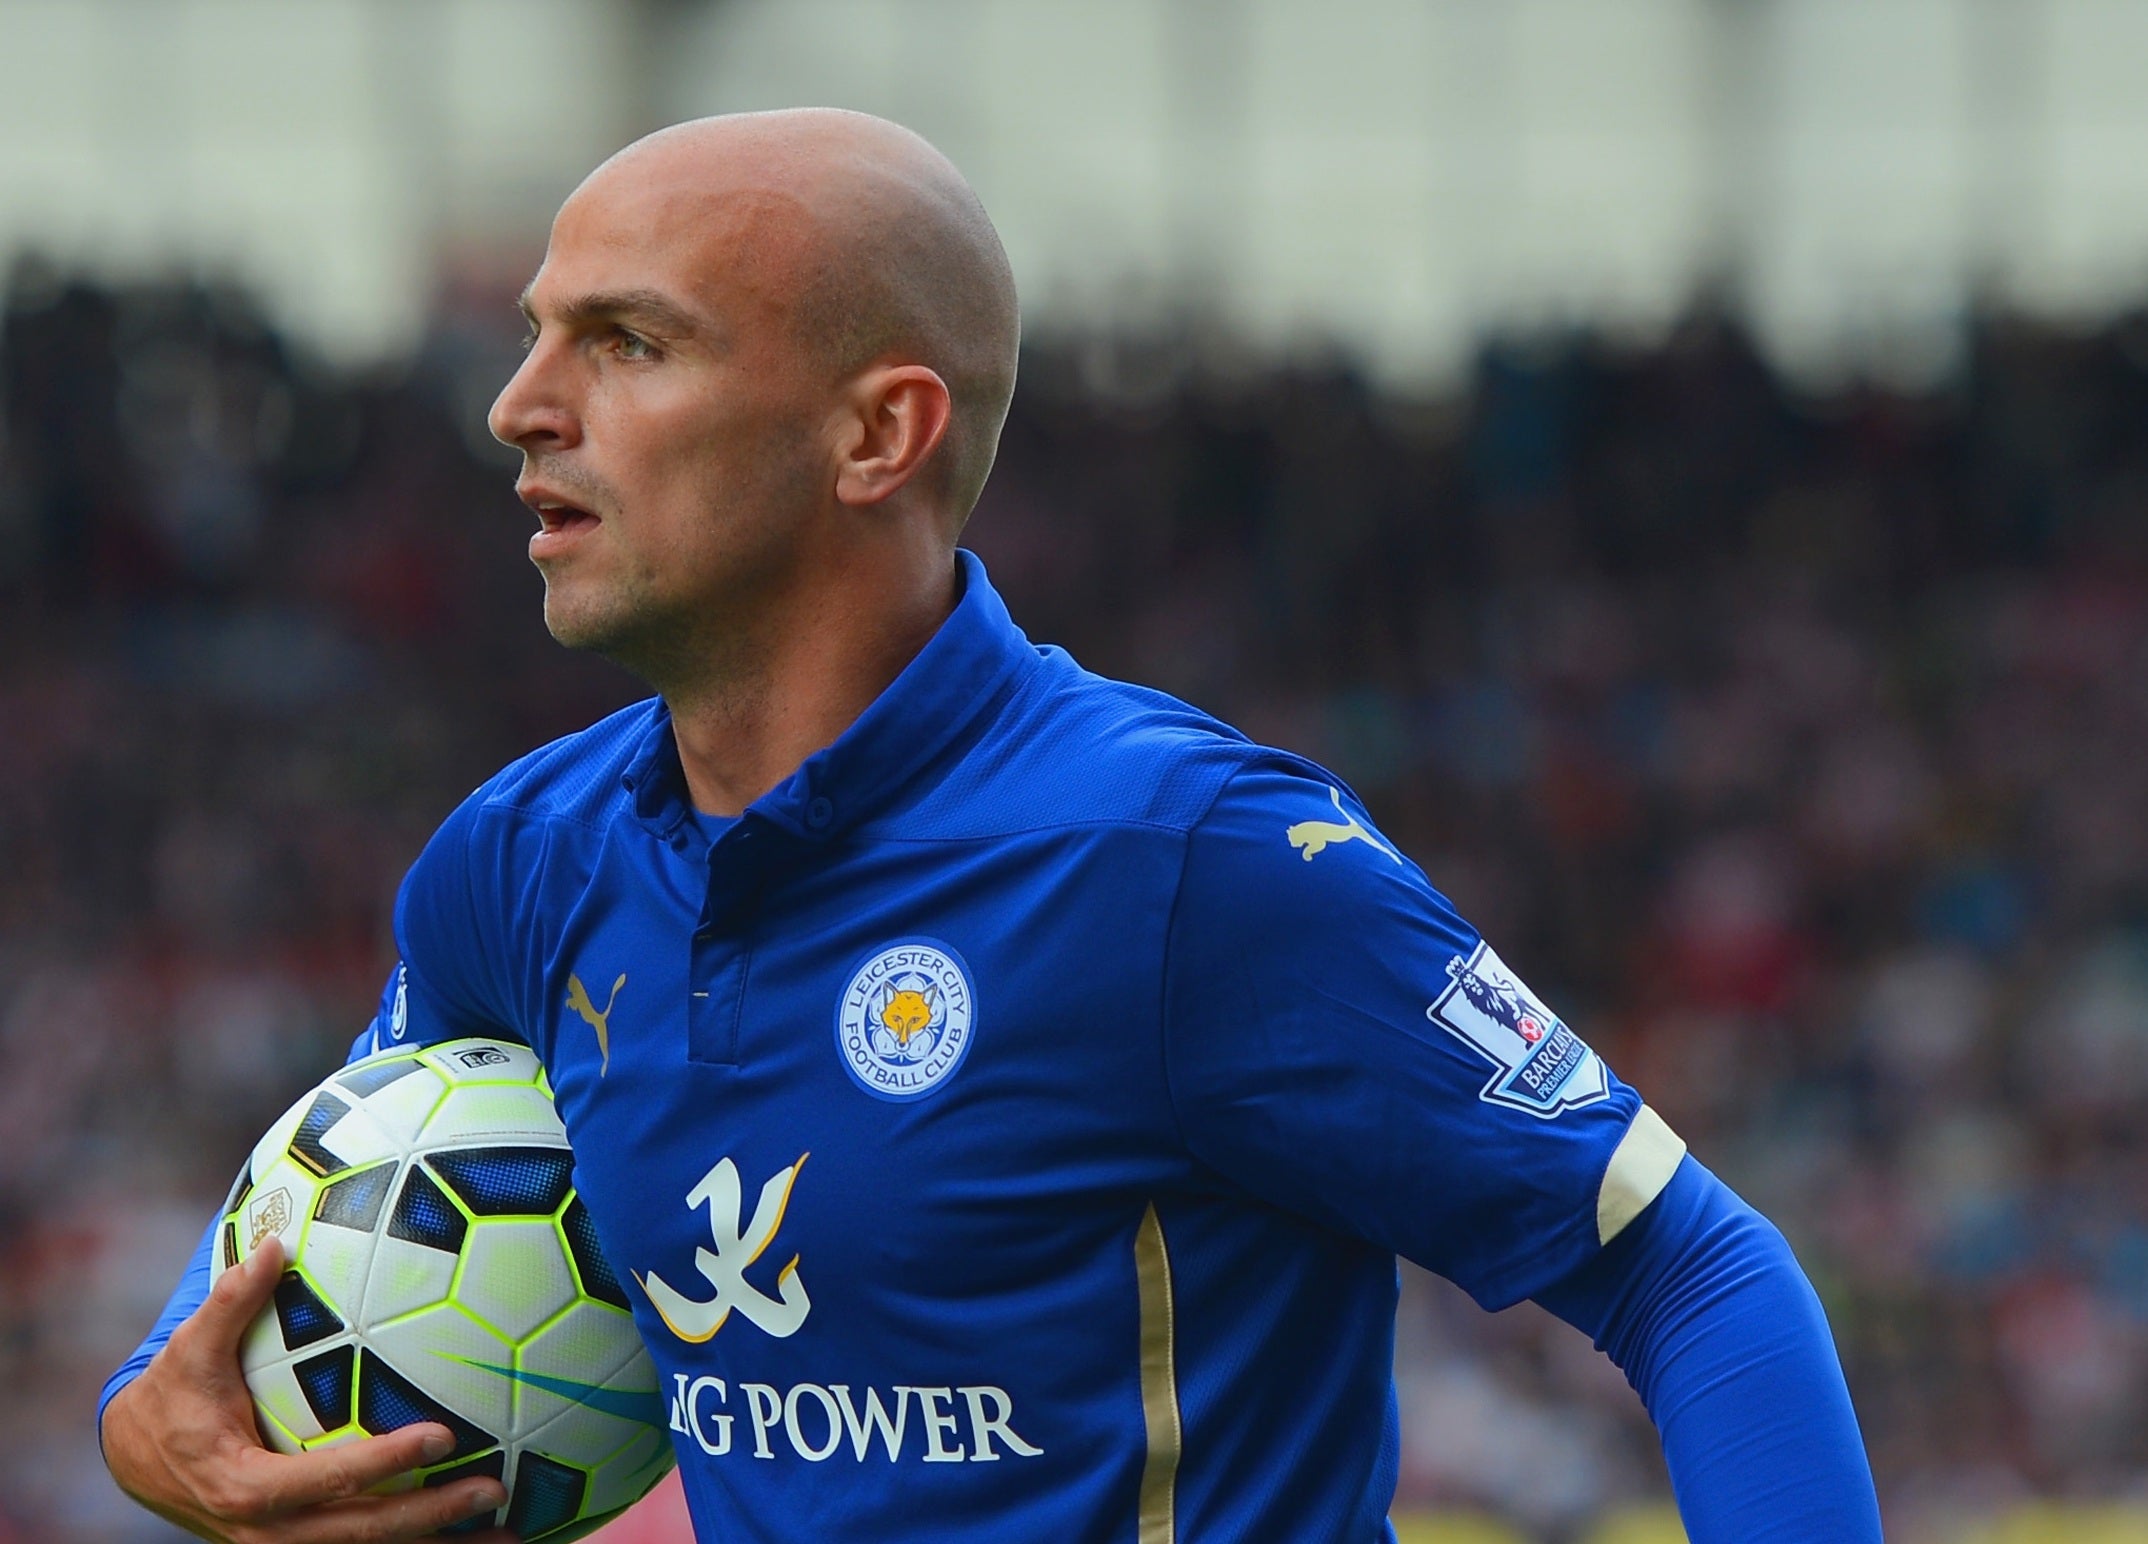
[
  {"x1": 6, "y1": 268, "x2": 2148, "y2": 1542},
  {"x1": 6, "y1": 3, "x2": 2148, "y2": 1541}
]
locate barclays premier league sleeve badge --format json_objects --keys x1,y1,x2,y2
[{"x1": 1426, "y1": 942, "x2": 1609, "y2": 1118}]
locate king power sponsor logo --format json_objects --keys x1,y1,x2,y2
[
  {"x1": 668, "y1": 1376, "x2": 1043, "y2": 1464},
  {"x1": 638, "y1": 1154, "x2": 813, "y2": 1343}
]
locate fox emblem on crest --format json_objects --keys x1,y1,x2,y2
[
  {"x1": 871, "y1": 974, "x2": 944, "y2": 1062},
  {"x1": 880, "y1": 985, "x2": 936, "y2": 1047}
]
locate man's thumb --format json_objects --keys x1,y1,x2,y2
[{"x1": 184, "y1": 1237, "x2": 284, "y2": 1358}]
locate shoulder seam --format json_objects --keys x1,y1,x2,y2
[
  {"x1": 455, "y1": 795, "x2": 494, "y2": 1025},
  {"x1": 470, "y1": 795, "x2": 611, "y2": 835},
  {"x1": 1155, "y1": 760, "x2": 1260, "y2": 1155},
  {"x1": 865, "y1": 817, "x2": 1196, "y2": 844}
]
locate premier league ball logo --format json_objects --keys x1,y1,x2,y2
[{"x1": 835, "y1": 940, "x2": 977, "y2": 1102}]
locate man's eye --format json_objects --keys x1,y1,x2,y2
[{"x1": 615, "y1": 330, "x2": 656, "y2": 360}]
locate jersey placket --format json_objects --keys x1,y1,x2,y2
[{"x1": 688, "y1": 819, "x2": 778, "y2": 1068}]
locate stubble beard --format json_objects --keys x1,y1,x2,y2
[
  {"x1": 542, "y1": 566, "x2": 726, "y2": 693},
  {"x1": 529, "y1": 433, "x2": 818, "y2": 714},
  {"x1": 539, "y1": 533, "x2": 791, "y2": 724}
]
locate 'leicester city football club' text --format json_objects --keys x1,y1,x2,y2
[{"x1": 834, "y1": 939, "x2": 977, "y2": 1101}]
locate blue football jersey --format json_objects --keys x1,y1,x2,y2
[{"x1": 337, "y1": 549, "x2": 1678, "y2": 1542}]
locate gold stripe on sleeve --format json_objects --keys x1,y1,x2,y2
[
  {"x1": 1597, "y1": 1103, "x2": 1688, "y2": 1245},
  {"x1": 1134, "y1": 1202, "x2": 1181, "y2": 1544}
]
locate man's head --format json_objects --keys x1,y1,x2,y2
[{"x1": 488, "y1": 109, "x2": 1019, "y2": 681}]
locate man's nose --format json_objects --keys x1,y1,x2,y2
[{"x1": 488, "y1": 345, "x2": 580, "y2": 450}]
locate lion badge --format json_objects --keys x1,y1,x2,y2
[{"x1": 1426, "y1": 941, "x2": 1609, "y2": 1118}]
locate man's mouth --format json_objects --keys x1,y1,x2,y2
[
  {"x1": 532, "y1": 501, "x2": 599, "y2": 535},
  {"x1": 521, "y1": 484, "x2": 603, "y2": 561}
]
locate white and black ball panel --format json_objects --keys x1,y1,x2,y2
[
  {"x1": 581, "y1": 1426, "x2": 671, "y2": 1521},
  {"x1": 237, "y1": 1290, "x2": 290, "y2": 1377},
  {"x1": 353, "y1": 1345, "x2": 498, "y2": 1461},
  {"x1": 516, "y1": 1299, "x2": 642, "y2": 1425},
  {"x1": 289, "y1": 1344, "x2": 358, "y2": 1440},
  {"x1": 514, "y1": 1336, "x2": 662, "y2": 1461},
  {"x1": 353, "y1": 1060, "x2": 452, "y2": 1146},
  {"x1": 212, "y1": 1040, "x2": 669, "y2": 1535},
  {"x1": 333, "y1": 1052, "x2": 428, "y2": 1101},
  {"x1": 294, "y1": 1218, "x2": 373, "y2": 1324},
  {"x1": 412, "y1": 1039, "x2": 544, "y2": 1086},
  {"x1": 419, "y1": 1084, "x2": 562, "y2": 1146},
  {"x1": 312, "y1": 1162, "x2": 396, "y2": 1233},
  {"x1": 429, "y1": 1146, "x2": 576, "y2": 1216},
  {"x1": 559, "y1": 1198, "x2": 630, "y2": 1311},
  {"x1": 248, "y1": 1357, "x2": 323, "y2": 1452},
  {"x1": 362, "y1": 1309, "x2": 515, "y2": 1437},
  {"x1": 246, "y1": 1097, "x2": 314, "y2": 1180},
  {"x1": 361, "y1": 1231, "x2": 459, "y2": 1323},
  {"x1": 456, "y1": 1220, "x2": 580, "y2": 1343},
  {"x1": 386, "y1": 1163, "x2": 469, "y2": 1255}
]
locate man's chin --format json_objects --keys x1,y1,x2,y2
[
  {"x1": 540, "y1": 593, "x2": 630, "y2": 655},
  {"x1": 540, "y1": 593, "x2": 679, "y2": 684}
]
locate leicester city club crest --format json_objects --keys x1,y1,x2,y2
[
  {"x1": 835, "y1": 939, "x2": 977, "y2": 1102},
  {"x1": 1426, "y1": 941, "x2": 1609, "y2": 1118}
]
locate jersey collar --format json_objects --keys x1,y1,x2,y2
[{"x1": 622, "y1": 549, "x2": 1037, "y2": 844}]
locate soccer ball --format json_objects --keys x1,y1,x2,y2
[{"x1": 213, "y1": 1038, "x2": 672, "y2": 1542}]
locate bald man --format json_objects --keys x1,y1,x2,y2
[{"x1": 102, "y1": 111, "x2": 1881, "y2": 1543}]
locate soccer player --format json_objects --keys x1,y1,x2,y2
[{"x1": 100, "y1": 110, "x2": 1882, "y2": 1542}]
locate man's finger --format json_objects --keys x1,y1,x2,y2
[
  {"x1": 261, "y1": 1476, "x2": 510, "y2": 1544},
  {"x1": 169, "y1": 1237, "x2": 283, "y2": 1367},
  {"x1": 285, "y1": 1480, "x2": 510, "y2": 1544},
  {"x1": 238, "y1": 1423, "x2": 461, "y2": 1514}
]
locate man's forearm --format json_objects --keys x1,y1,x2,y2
[
  {"x1": 100, "y1": 1216, "x2": 217, "y2": 1449},
  {"x1": 1537, "y1": 1156, "x2": 1883, "y2": 1543},
  {"x1": 101, "y1": 1026, "x2": 387, "y2": 1445}
]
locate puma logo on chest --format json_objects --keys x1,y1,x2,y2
[{"x1": 566, "y1": 971, "x2": 626, "y2": 1075}]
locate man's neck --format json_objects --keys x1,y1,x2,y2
[{"x1": 661, "y1": 559, "x2": 959, "y2": 818}]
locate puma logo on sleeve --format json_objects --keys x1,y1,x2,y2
[{"x1": 1285, "y1": 786, "x2": 1400, "y2": 864}]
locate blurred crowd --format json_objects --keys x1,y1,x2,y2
[{"x1": 2, "y1": 258, "x2": 2146, "y2": 1543}]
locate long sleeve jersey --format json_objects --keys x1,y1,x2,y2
[{"x1": 109, "y1": 550, "x2": 1880, "y2": 1542}]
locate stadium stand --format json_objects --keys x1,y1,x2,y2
[{"x1": 6, "y1": 268, "x2": 2148, "y2": 1542}]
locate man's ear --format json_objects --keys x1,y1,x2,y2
[{"x1": 833, "y1": 364, "x2": 953, "y2": 508}]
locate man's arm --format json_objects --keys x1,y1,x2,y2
[
  {"x1": 99, "y1": 1019, "x2": 521, "y2": 1544},
  {"x1": 97, "y1": 1025, "x2": 392, "y2": 1430},
  {"x1": 1535, "y1": 1156, "x2": 1882, "y2": 1543},
  {"x1": 103, "y1": 795, "x2": 526, "y2": 1543},
  {"x1": 101, "y1": 1239, "x2": 511, "y2": 1544},
  {"x1": 1161, "y1": 759, "x2": 1881, "y2": 1537}
]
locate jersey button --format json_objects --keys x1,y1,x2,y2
[{"x1": 805, "y1": 795, "x2": 835, "y2": 831}]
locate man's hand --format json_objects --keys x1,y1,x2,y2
[{"x1": 101, "y1": 1238, "x2": 513, "y2": 1544}]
